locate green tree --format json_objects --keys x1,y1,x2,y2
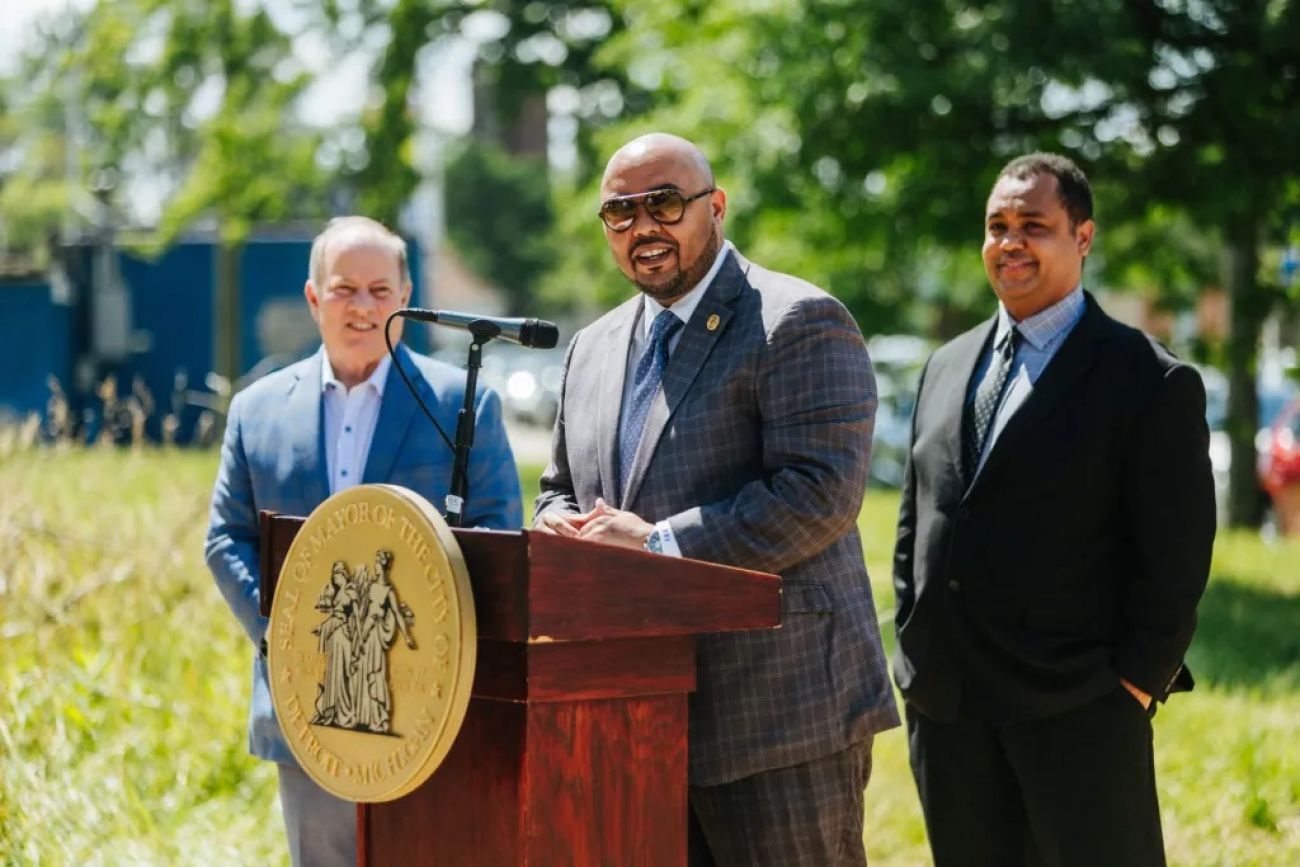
[
  {"x1": 572, "y1": 0, "x2": 1299, "y2": 527},
  {"x1": 143, "y1": 0, "x2": 330, "y2": 387},
  {"x1": 2, "y1": 0, "x2": 330, "y2": 387},
  {"x1": 443, "y1": 141, "x2": 554, "y2": 309},
  {"x1": 354, "y1": 0, "x2": 629, "y2": 312}
]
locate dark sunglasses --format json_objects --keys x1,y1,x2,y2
[{"x1": 598, "y1": 187, "x2": 715, "y2": 232}]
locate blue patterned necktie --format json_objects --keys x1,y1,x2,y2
[
  {"x1": 618, "y1": 311, "x2": 684, "y2": 500},
  {"x1": 962, "y1": 326, "x2": 1020, "y2": 486}
]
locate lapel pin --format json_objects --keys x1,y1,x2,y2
[{"x1": 706, "y1": 314, "x2": 721, "y2": 332}]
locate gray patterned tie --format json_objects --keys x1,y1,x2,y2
[
  {"x1": 618, "y1": 311, "x2": 683, "y2": 501},
  {"x1": 963, "y1": 327, "x2": 1020, "y2": 486}
]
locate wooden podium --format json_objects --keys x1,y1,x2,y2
[{"x1": 258, "y1": 512, "x2": 781, "y2": 866}]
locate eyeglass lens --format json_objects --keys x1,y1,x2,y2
[{"x1": 601, "y1": 189, "x2": 687, "y2": 230}]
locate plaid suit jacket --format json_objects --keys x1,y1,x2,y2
[{"x1": 537, "y1": 249, "x2": 900, "y2": 786}]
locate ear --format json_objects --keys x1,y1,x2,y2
[
  {"x1": 304, "y1": 280, "x2": 322, "y2": 323},
  {"x1": 1075, "y1": 219, "x2": 1096, "y2": 257},
  {"x1": 400, "y1": 280, "x2": 413, "y2": 307},
  {"x1": 711, "y1": 186, "x2": 728, "y2": 224}
]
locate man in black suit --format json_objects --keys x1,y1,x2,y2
[{"x1": 893, "y1": 152, "x2": 1216, "y2": 866}]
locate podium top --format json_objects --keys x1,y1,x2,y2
[{"x1": 260, "y1": 513, "x2": 780, "y2": 643}]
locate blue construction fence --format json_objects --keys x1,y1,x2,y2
[{"x1": 0, "y1": 233, "x2": 428, "y2": 444}]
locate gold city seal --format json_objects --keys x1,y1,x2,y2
[{"x1": 268, "y1": 485, "x2": 476, "y2": 803}]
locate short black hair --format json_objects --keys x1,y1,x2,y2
[{"x1": 996, "y1": 152, "x2": 1093, "y2": 226}]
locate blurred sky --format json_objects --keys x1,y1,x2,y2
[
  {"x1": 1, "y1": 0, "x2": 85, "y2": 73},
  {"x1": 0, "y1": 0, "x2": 477, "y2": 134},
  {"x1": 0, "y1": 0, "x2": 495, "y2": 234}
]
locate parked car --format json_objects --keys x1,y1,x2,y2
[
  {"x1": 434, "y1": 338, "x2": 566, "y2": 430},
  {"x1": 1199, "y1": 364, "x2": 1298, "y2": 525},
  {"x1": 1258, "y1": 396, "x2": 1300, "y2": 536},
  {"x1": 867, "y1": 335, "x2": 931, "y2": 489},
  {"x1": 487, "y1": 344, "x2": 566, "y2": 429},
  {"x1": 1198, "y1": 366, "x2": 1232, "y2": 524}
]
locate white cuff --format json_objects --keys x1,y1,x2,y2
[{"x1": 653, "y1": 520, "x2": 683, "y2": 558}]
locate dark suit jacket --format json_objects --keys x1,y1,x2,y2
[
  {"x1": 537, "y1": 249, "x2": 900, "y2": 785},
  {"x1": 893, "y1": 294, "x2": 1216, "y2": 725}
]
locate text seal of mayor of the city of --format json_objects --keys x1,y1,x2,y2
[{"x1": 268, "y1": 484, "x2": 476, "y2": 803}]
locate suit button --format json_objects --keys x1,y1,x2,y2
[{"x1": 948, "y1": 580, "x2": 960, "y2": 592}]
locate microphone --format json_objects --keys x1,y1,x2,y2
[{"x1": 398, "y1": 308, "x2": 560, "y2": 349}]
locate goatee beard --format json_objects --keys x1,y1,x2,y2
[{"x1": 633, "y1": 227, "x2": 722, "y2": 303}]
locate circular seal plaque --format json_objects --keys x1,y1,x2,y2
[{"x1": 268, "y1": 484, "x2": 476, "y2": 802}]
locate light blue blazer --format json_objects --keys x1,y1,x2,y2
[{"x1": 204, "y1": 343, "x2": 522, "y2": 762}]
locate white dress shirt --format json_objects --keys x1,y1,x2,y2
[
  {"x1": 622, "y1": 241, "x2": 734, "y2": 556},
  {"x1": 623, "y1": 240, "x2": 734, "y2": 385},
  {"x1": 321, "y1": 352, "x2": 392, "y2": 495}
]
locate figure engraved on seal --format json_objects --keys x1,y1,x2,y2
[{"x1": 310, "y1": 548, "x2": 417, "y2": 735}]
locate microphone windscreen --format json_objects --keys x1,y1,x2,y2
[{"x1": 521, "y1": 319, "x2": 561, "y2": 349}]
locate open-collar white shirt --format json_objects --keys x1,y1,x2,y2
[
  {"x1": 627, "y1": 240, "x2": 735, "y2": 367},
  {"x1": 321, "y1": 351, "x2": 392, "y2": 495}
]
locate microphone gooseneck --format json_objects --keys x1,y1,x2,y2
[
  {"x1": 398, "y1": 308, "x2": 560, "y2": 350},
  {"x1": 385, "y1": 307, "x2": 562, "y2": 527}
]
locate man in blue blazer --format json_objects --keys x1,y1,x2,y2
[{"x1": 205, "y1": 216, "x2": 522, "y2": 866}]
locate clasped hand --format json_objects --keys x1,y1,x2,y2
[{"x1": 537, "y1": 498, "x2": 654, "y2": 551}]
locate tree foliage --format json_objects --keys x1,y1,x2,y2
[
  {"x1": 4, "y1": 0, "x2": 1297, "y2": 524},
  {"x1": 443, "y1": 141, "x2": 554, "y2": 309},
  {"x1": 1, "y1": 0, "x2": 335, "y2": 384},
  {"x1": 539, "y1": 0, "x2": 1299, "y2": 525},
  {"x1": 353, "y1": 1, "x2": 627, "y2": 228},
  {"x1": 2, "y1": 0, "x2": 331, "y2": 250}
]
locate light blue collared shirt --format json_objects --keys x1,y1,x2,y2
[{"x1": 967, "y1": 286, "x2": 1086, "y2": 476}]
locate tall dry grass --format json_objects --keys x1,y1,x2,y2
[
  {"x1": 1, "y1": 446, "x2": 280, "y2": 865},
  {"x1": 1, "y1": 447, "x2": 1297, "y2": 864}
]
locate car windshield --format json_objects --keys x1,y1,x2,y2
[
  {"x1": 1261, "y1": 389, "x2": 1296, "y2": 429},
  {"x1": 1196, "y1": 365, "x2": 1297, "y2": 430}
]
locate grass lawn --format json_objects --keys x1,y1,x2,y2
[{"x1": 2, "y1": 447, "x2": 1297, "y2": 864}]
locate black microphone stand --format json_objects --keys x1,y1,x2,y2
[{"x1": 445, "y1": 318, "x2": 503, "y2": 527}]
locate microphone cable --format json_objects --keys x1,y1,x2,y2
[{"x1": 383, "y1": 310, "x2": 455, "y2": 456}]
